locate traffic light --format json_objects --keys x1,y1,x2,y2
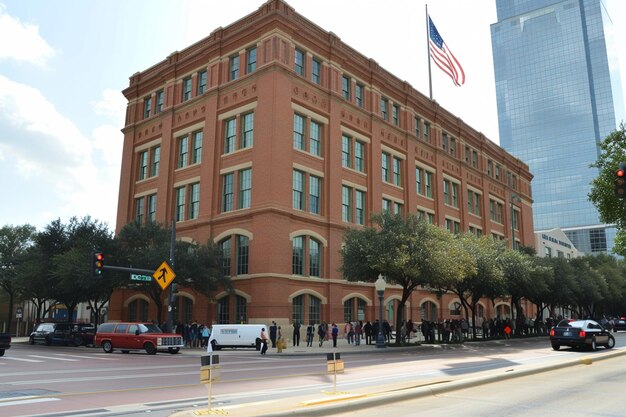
[
  {"x1": 92, "y1": 252, "x2": 104, "y2": 277},
  {"x1": 616, "y1": 162, "x2": 626, "y2": 199}
]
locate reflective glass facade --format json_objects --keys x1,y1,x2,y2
[{"x1": 491, "y1": 0, "x2": 624, "y2": 253}]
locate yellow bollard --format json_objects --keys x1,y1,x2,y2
[{"x1": 277, "y1": 338, "x2": 283, "y2": 353}]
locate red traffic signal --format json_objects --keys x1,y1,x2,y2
[
  {"x1": 616, "y1": 162, "x2": 626, "y2": 199},
  {"x1": 92, "y1": 252, "x2": 105, "y2": 277}
]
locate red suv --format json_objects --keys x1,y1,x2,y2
[{"x1": 94, "y1": 322, "x2": 184, "y2": 355}]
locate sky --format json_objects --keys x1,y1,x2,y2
[{"x1": 1, "y1": 0, "x2": 625, "y2": 232}]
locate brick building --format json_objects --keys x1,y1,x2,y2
[{"x1": 110, "y1": 0, "x2": 535, "y2": 328}]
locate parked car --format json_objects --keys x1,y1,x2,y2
[
  {"x1": 0, "y1": 333, "x2": 11, "y2": 356},
  {"x1": 94, "y1": 322, "x2": 184, "y2": 355},
  {"x1": 549, "y1": 319, "x2": 615, "y2": 351},
  {"x1": 612, "y1": 317, "x2": 626, "y2": 332},
  {"x1": 29, "y1": 322, "x2": 95, "y2": 347}
]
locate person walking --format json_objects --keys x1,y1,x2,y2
[
  {"x1": 364, "y1": 321, "x2": 373, "y2": 345},
  {"x1": 331, "y1": 323, "x2": 339, "y2": 348},
  {"x1": 344, "y1": 321, "x2": 353, "y2": 344},
  {"x1": 260, "y1": 327, "x2": 269, "y2": 355},
  {"x1": 354, "y1": 321, "x2": 362, "y2": 346},
  {"x1": 292, "y1": 321, "x2": 301, "y2": 346},
  {"x1": 306, "y1": 322, "x2": 315, "y2": 347},
  {"x1": 318, "y1": 322, "x2": 327, "y2": 347},
  {"x1": 269, "y1": 321, "x2": 277, "y2": 348}
]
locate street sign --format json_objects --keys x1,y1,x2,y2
[
  {"x1": 153, "y1": 261, "x2": 176, "y2": 290},
  {"x1": 16, "y1": 307, "x2": 23, "y2": 319},
  {"x1": 131, "y1": 274, "x2": 152, "y2": 282}
]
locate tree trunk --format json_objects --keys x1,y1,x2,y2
[{"x1": 6, "y1": 292, "x2": 14, "y2": 334}]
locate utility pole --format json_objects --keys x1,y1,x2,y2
[{"x1": 166, "y1": 218, "x2": 176, "y2": 333}]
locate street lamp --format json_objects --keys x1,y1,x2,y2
[
  {"x1": 375, "y1": 274, "x2": 387, "y2": 348},
  {"x1": 510, "y1": 194, "x2": 521, "y2": 250}
]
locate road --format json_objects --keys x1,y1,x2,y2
[
  {"x1": 327, "y1": 348, "x2": 626, "y2": 417},
  {"x1": 1, "y1": 333, "x2": 625, "y2": 417}
]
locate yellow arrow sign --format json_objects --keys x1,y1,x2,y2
[{"x1": 153, "y1": 261, "x2": 176, "y2": 290}]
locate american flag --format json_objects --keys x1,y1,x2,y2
[{"x1": 429, "y1": 16, "x2": 465, "y2": 86}]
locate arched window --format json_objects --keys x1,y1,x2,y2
[
  {"x1": 421, "y1": 301, "x2": 437, "y2": 321},
  {"x1": 219, "y1": 234, "x2": 250, "y2": 276},
  {"x1": 235, "y1": 295, "x2": 247, "y2": 323},
  {"x1": 309, "y1": 295, "x2": 321, "y2": 324},
  {"x1": 293, "y1": 294, "x2": 304, "y2": 323},
  {"x1": 343, "y1": 297, "x2": 367, "y2": 322},
  {"x1": 292, "y1": 235, "x2": 323, "y2": 277},
  {"x1": 450, "y1": 302, "x2": 462, "y2": 316},
  {"x1": 128, "y1": 299, "x2": 149, "y2": 322},
  {"x1": 217, "y1": 297, "x2": 230, "y2": 323},
  {"x1": 496, "y1": 304, "x2": 511, "y2": 319},
  {"x1": 291, "y1": 294, "x2": 322, "y2": 324}
]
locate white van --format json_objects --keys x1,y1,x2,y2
[{"x1": 208, "y1": 324, "x2": 268, "y2": 350}]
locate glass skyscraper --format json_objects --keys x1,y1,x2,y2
[{"x1": 491, "y1": 0, "x2": 624, "y2": 254}]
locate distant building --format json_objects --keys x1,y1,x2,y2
[
  {"x1": 535, "y1": 228, "x2": 583, "y2": 259},
  {"x1": 110, "y1": 0, "x2": 535, "y2": 327},
  {"x1": 491, "y1": 0, "x2": 625, "y2": 254}
]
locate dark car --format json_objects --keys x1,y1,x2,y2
[
  {"x1": 612, "y1": 317, "x2": 626, "y2": 332},
  {"x1": 0, "y1": 333, "x2": 10, "y2": 356},
  {"x1": 550, "y1": 319, "x2": 615, "y2": 351},
  {"x1": 29, "y1": 322, "x2": 96, "y2": 347}
]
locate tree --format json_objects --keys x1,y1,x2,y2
[
  {"x1": 500, "y1": 248, "x2": 534, "y2": 325},
  {"x1": 589, "y1": 123, "x2": 626, "y2": 256},
  {"x1": 341, "y1": 212, "x2": 472, "y2": 344},
  {"x1": 0, "y1": 224, "x2": 36, "y2": 334}
]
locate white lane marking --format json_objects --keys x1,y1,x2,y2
[
  {"x1": 0, "y1": 397, "x2": 60, "y2": 407},
  {"x1": 28, "y1": 355, "x2": 80, "y2": 362},
  {"x1": 54, "y1": 353, "x2": 118, "y2": 361},
  {"x1": 2, "y1": 357, "x2": 44, "y2": 363}
]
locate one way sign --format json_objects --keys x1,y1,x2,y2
[{"x1": 153, "y1": 261, "x2": 176, "y2": 290}]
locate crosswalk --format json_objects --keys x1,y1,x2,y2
[{"x1": 1, "y1": 353, "x2": 120, "y2": 363}]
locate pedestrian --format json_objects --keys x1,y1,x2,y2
[
  {"x1": 364, "y1": 321, "x2": 373, "y2": 345},
  {"x1": 260, "y1": 327, "x2": 269, "y2": 355},
  {"x1": 344, "y1": 321, "x2": 353, "y2": 344},
  {"x1": 201, "y1": 324, "x2": 210, "y2": 348},
  {"x1": 306, "y1": 322, "x2": 315, "y2": 347},
  {"x1": 292, "y1": 320, "x2": 301, "y2": 346},
  {"x1": 269, "y1": 321, "x2": 277, "y2": 348},
  {"x1": 383, "y1": 320, "x2": 392, "y2": 342},
  {"x1": 190, "y1": 320, "x2": 199, "y2": 348},
  {"x1": 318, "y1": 322, "x2": 327, "y2": 347},
  {"x1": 354, "y1": 321, "x2": 362, "y2": 346},
  {"x1": 406, "y1": 319, "x2": 414, "y2": 342},
  {"x1": 331, "y1": 323, "x2": 339, "y2": 347}
]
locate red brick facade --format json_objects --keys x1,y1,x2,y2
[{"x1": 111, "y1": 0, "x2": 535, "y2": 328}]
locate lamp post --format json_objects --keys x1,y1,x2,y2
[
  {"x1": 375, "y1": 274, "x2": 387, "y2": 348},
  {"x1": 510, "y1": 194, "x2": 521, "y2": 250}
]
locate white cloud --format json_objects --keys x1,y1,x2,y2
[
  {"x1": 0, "y1": 3, "x2": 55, "y2": 66},
  {"x1": 92, "y1": 88, "x2": 126, "y2": 121}
]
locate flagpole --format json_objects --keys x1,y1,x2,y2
[{"x1": 426, "y1": 4, "x2": 433, "y2": 100}]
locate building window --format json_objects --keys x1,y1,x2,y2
[
  {"x1": 354, "y1": 141, "x2": 364, "y2": 173},
  {"x1": 292, "y1": 236, "x2": 304, "y2": 275},
  {"x1": 342, "y1": 185, "x2": 352, "y2": 222},
  {"x1": 443, "y1": 180, "x2": 458, "y2": 207},
  {"x1": 495, "y1": 164, "x2": 501, "y2": 181},
  {"x1": 442, "y1": 133, "x2": 448, "y2": 152},
  {"x1": 292, "y1": 235, "x2": 322, "y2": 277},
  {"x1": 487, "y1": 160, "x2": 493, "y2": 177},
  {"x1": 293, "y1": 113, "x2": 323, "y2": 156},
  {"x1": 293, "y1": 114, "x2": 305, "y2": 151},
  {"x1": 445, "y1": 218, "x2": 460, "y2": 234},
  {"x1": 222, "y1": 173, "x2": 234, "y2": 212},
  {"x1": 311, "y1": 58, "x2": 321, "y2": 84},
  {"x1": 380, "y1": 97, "x2": 388, "y2": 120},
  {"x1": 355, "y1": 189, "x2": 365, "y2": 225},
  {"x1": 392, "y1": 157, "x2": 401, "y2": 186},
  {"x1": 217, "y1": 297, "x2": 229, "y2": 324},
  {"x1": 544, "y1": 246, "x2": 552, "y2": 258},
  {"x1": 191, "y1": 130, "x2": 202, "y2": 164},
  {"x1": 450, "y1": 302, "x2": 462, "y2": 316},
  {"x1": 197, "y1": 70, "x2": 207, "y2": 95},
  {"x1": 182, "y1": 77, "x2": 192, "y2": 102},
  {"x1": 175, "y1": 187, "x2": 185, "y2": 222},
  {"x1": 292, "y1": 170, "x2": 304, "y2": 211},
  {"x1": 238, "y1": 168, "x2": 252, "y2": 209},
  {"x1": 418, "y1": 209, "x2": 435, "y2": 224},
  {"x1": 155, "y1": 90, "x2": 164, "y2": 114},
  {"x1": 342, "y1": 135, "x2": 351, "y2": 168},
  {"x1": 355, "y1": 83, "x2": 364, "y2": 107},
  {"x1": 393, "y1": 202, "x2": 403, "y2": 215},
  {"x1": 150, "y1": 146, "x2": 160, "y2": 177},
  {"x1": 135, "y1": 197, "x2": 144, "y2": 224},
  {"x1": 241, "y1": 113, "x2": 254, "y2": 148},
  {"x1": 449, "y1": 137, "x2": 456, "y2": 157},
  {"x1": 424, "y1": 122, "x2": 430, "y2": 143},
  {"x1": 229, "y1": 55, "x2": 239, "y2": 81},
  {"x1": 465, "y1": 145, "x2": 471, "y2": 164},
  {"x1": 236, "y1": 235, "x2": 249, "y2": 274},
  {"x1": 342, "y1": 75, "x2": 351, "y2": 100},
  {"x1": 512, "y1": 209, "x2": 520, "y2": 231},
  {"x1": 467, "y1": 190, "x2": 482, "y2": 216},
  {"x1": 235, "y1": 295, "x2": 247, "y2": 323},
  {"x1": 246, "y1": 47, "x2": 257, "y2": 73},
  {"x1": 189, "y1": 182, "x2": 200, "y2": 220},
  {"x1": 294, "y1": 48, "x2": 305, "y2": 76},
  {"x1": 177, "y1": 135, "x2": 189, "y2": 169},
  {"x1": 219, "y1": 238, "x2": 231, "y2": 276},
  {"x1": 416, "y1": 167, "x2": 434, "y2": 198},
  {"x1": 309, "y1": 295, "x2": 321, "y2": 323},
  {"x1": 143, "y1": 96, "x2": 152, "y2": 119},
  {"x1": 224, "y1": 118, "x2": 236, "y2": 154},
  {"x1": 147, "y1": 194, "x2": 157, "y2": 223},
  {"x1": 381, "y1": 153, "x2": 390, "y2": 182},
  {"x1": 472, "y1": 150, "x2": 478, "y2": 168},
  {"x1": 489, "y1": 199, "x2": 503, "y2": 224},
  {"x1": 392, "y1": 104, "x2": 399, "y2": 126},
  {"x1": 138, "y1": 151, "x2": 148, "y2": 180},
  {"x1": 309, "y1": 175, "x2": 321, "y2": 215},
  {"x1": 415, "y1": 116, "x2": 420, "y2": 138},
  {"x1": 292, "y1": 295, "x2": 304, "y2": 324}
]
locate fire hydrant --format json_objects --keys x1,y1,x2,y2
[{"x1": 277, "y1": 338, "x2": 284, "y2": 353}]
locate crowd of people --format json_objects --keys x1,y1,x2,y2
[{"x1": 173, "y1": 320, "x2": 212, "y2": 348}]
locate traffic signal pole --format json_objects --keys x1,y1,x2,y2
[{"x1": 166, "y1": 219, "x2": 176, "y2": 333}]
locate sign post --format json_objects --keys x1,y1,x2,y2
[
  {"x1": 197, "y1": 355, "x2": 222, "y2": 415},
  {"x1": 326, "y1": 352, "x2": 344, "y2": 394}
]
